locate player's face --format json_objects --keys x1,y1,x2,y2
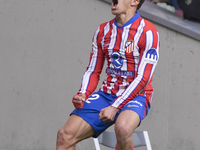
[{"x1": 111, "y1": 0, "x2": 132, "y2": 15}]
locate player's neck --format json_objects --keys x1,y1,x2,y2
[{"x1": 115, "y1": 11, "x2": 136, "y2": 26}]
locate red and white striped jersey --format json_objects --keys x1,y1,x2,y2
[{"x1": 79, "y1": 12, "x2": 160, "y2": 109}]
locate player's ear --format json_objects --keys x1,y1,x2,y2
[{"x1": 130, "y1": 0, "x2": 139, "y2": 6}]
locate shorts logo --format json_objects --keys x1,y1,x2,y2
[
  {"x1": 145, "y1": 48, "x2": 158, "y2": 64},
  {"x1": 127, "y1": 105, "x2": 139, "y2": 108},
  {"x1": 125, "y1": 40, "x2": 134, "y2": 53},
  {"x1": 111, "y1": 52, "x2": 123, "y2": 69},
  {"x1": 127, "y1": 100, "x2": 143, "y2": 107}
]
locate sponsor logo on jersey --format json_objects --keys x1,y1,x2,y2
[
  {"x1": 111, "y1": 52, "x2": 123, "y2": 69},
  {"x1": 106, "y1": 68, "x2": 133, "y2": 77},
  {"x1": 109, "y1": 52, "x2": 133, "y2": 76},
  {"x1": 125, "y1": 40, "x2": 134, "y2": 53},
  {"x1": 144, "y1": 48, "x2": 158, "y2": 64}
]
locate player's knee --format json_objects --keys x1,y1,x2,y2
[
  {"x1": 115, "y1": 122, "x2": 132, "y2": 140},
  {"x1": 57, "y1": 127, "x2": 74, "y2": 147}
]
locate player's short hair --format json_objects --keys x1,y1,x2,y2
[{"x1": 137, "y1": 0, "x2": 145, "y2": 11}]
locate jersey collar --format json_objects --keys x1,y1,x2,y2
[{"x1": 114, "y1": 12, "x2": 140, "y2": 29}]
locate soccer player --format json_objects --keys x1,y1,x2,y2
[{"x1": 56, "y1": 0, "x2": 160, "y2": 150}]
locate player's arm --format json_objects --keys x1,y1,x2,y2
[
  {"x1": 73, "y1": 26, "x2": 105, "y2": 109},
  {"x1": 112, "y1": 29, "x2": 160, "y2": 109},
  {"x1": 78, "y1": 26, "x2": 105, "y2": 98}
]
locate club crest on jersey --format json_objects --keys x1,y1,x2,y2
[
  {"x1": 125, "y1": 40, "x2": 134, "y2": 53},
  {"x1": 145, "y1": 48, "x2": 158, "y2": 64}
]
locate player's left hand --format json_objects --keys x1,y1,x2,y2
[{"x1": 99, "y1": 106, "x2": 119, "y2": 122}]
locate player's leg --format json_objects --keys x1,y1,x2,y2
[
  {"x1": 114, "y1": 110, "x2": 140, "y2": 150},
  {"x1": 56, "y1": 114, "x2": 95, "y2": 150},
  {"x1": 114, "y1": 94, "x2": 151, "y2": 150},
  {"x1": 56, "y1": 91, "x2": 116, "y2": 150}
]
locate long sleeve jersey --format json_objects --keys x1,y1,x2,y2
[{"x1": 79, "y1": 12, "x2": 160, "y2": 109}]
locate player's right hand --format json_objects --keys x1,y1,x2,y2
[
  {"x1": 99, "y1": 106, "x2": 119, "y2": 122},
  {"x1": 72, "y1": 93, "x2": 86, "y2": 109}
]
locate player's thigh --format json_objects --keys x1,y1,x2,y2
[
  {"x1": 61, "y1": 114, "x2": 95, "y2": 141},
  {"x1": 115, "y1": 110, "x2": 140, "y2": 137},
  {"x1": 115, "y1": 95, "x2": 147, "y2": 130},
  {"x1": 71, "y1": 91, "x2": 116, "y2": 137}
]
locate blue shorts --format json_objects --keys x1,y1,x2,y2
[{"x1": 71, "y1": 90, "x2": 149, "y2": 138}]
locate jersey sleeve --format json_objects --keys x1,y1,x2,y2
[
  {"x1": 111, "y1": 24, "x2": 160, "y2": 109},
  {"x1": 78, "y1": 26, "x2": 105, "y2": 99}
]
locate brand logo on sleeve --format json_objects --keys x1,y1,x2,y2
[{"x1": 144, "y1": 48, "x2": 158, "y2": 64}]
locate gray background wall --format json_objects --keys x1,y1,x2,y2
[{"x1": 0, "y1": 0, "x2": 200, "y2": 150}]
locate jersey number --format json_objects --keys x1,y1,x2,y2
[{"x1": 85, "y1": 94, "x2": 99, "y2": 103}]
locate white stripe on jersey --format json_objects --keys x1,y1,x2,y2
[
  {"x1": 117, "y1": 78, "x2": 129, "y2": 96},
  {"x1": 108, "y1": 23, "x2": 117, "y2": 56},
  {"x1": 136, "y1": 30, "x2": 154, "y2": 84},
  {"x1": 133, "y1": 19, "x2": 145, "y2": 76},
  {"x1": 101, "y1": 22, "x2": 110, "y2": 48},
  {"x1": 107, "y1": 23, "x2": 117, "y2": 94},
  {"x1": 148, "y1": 31, "x2": 159, "y2": 82},
  {"x1": 145, "y1": 30, "x2": 154, "y2": 52},
  {"x1": 120, "y1": 24, "x2": 131, "y2": 71},
  {"x1": 116, "y1": 24, "x2": 131, "y2": 96},
  {"x1": 100, "y1": 22, "x2": 110, "y2": 93}
]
